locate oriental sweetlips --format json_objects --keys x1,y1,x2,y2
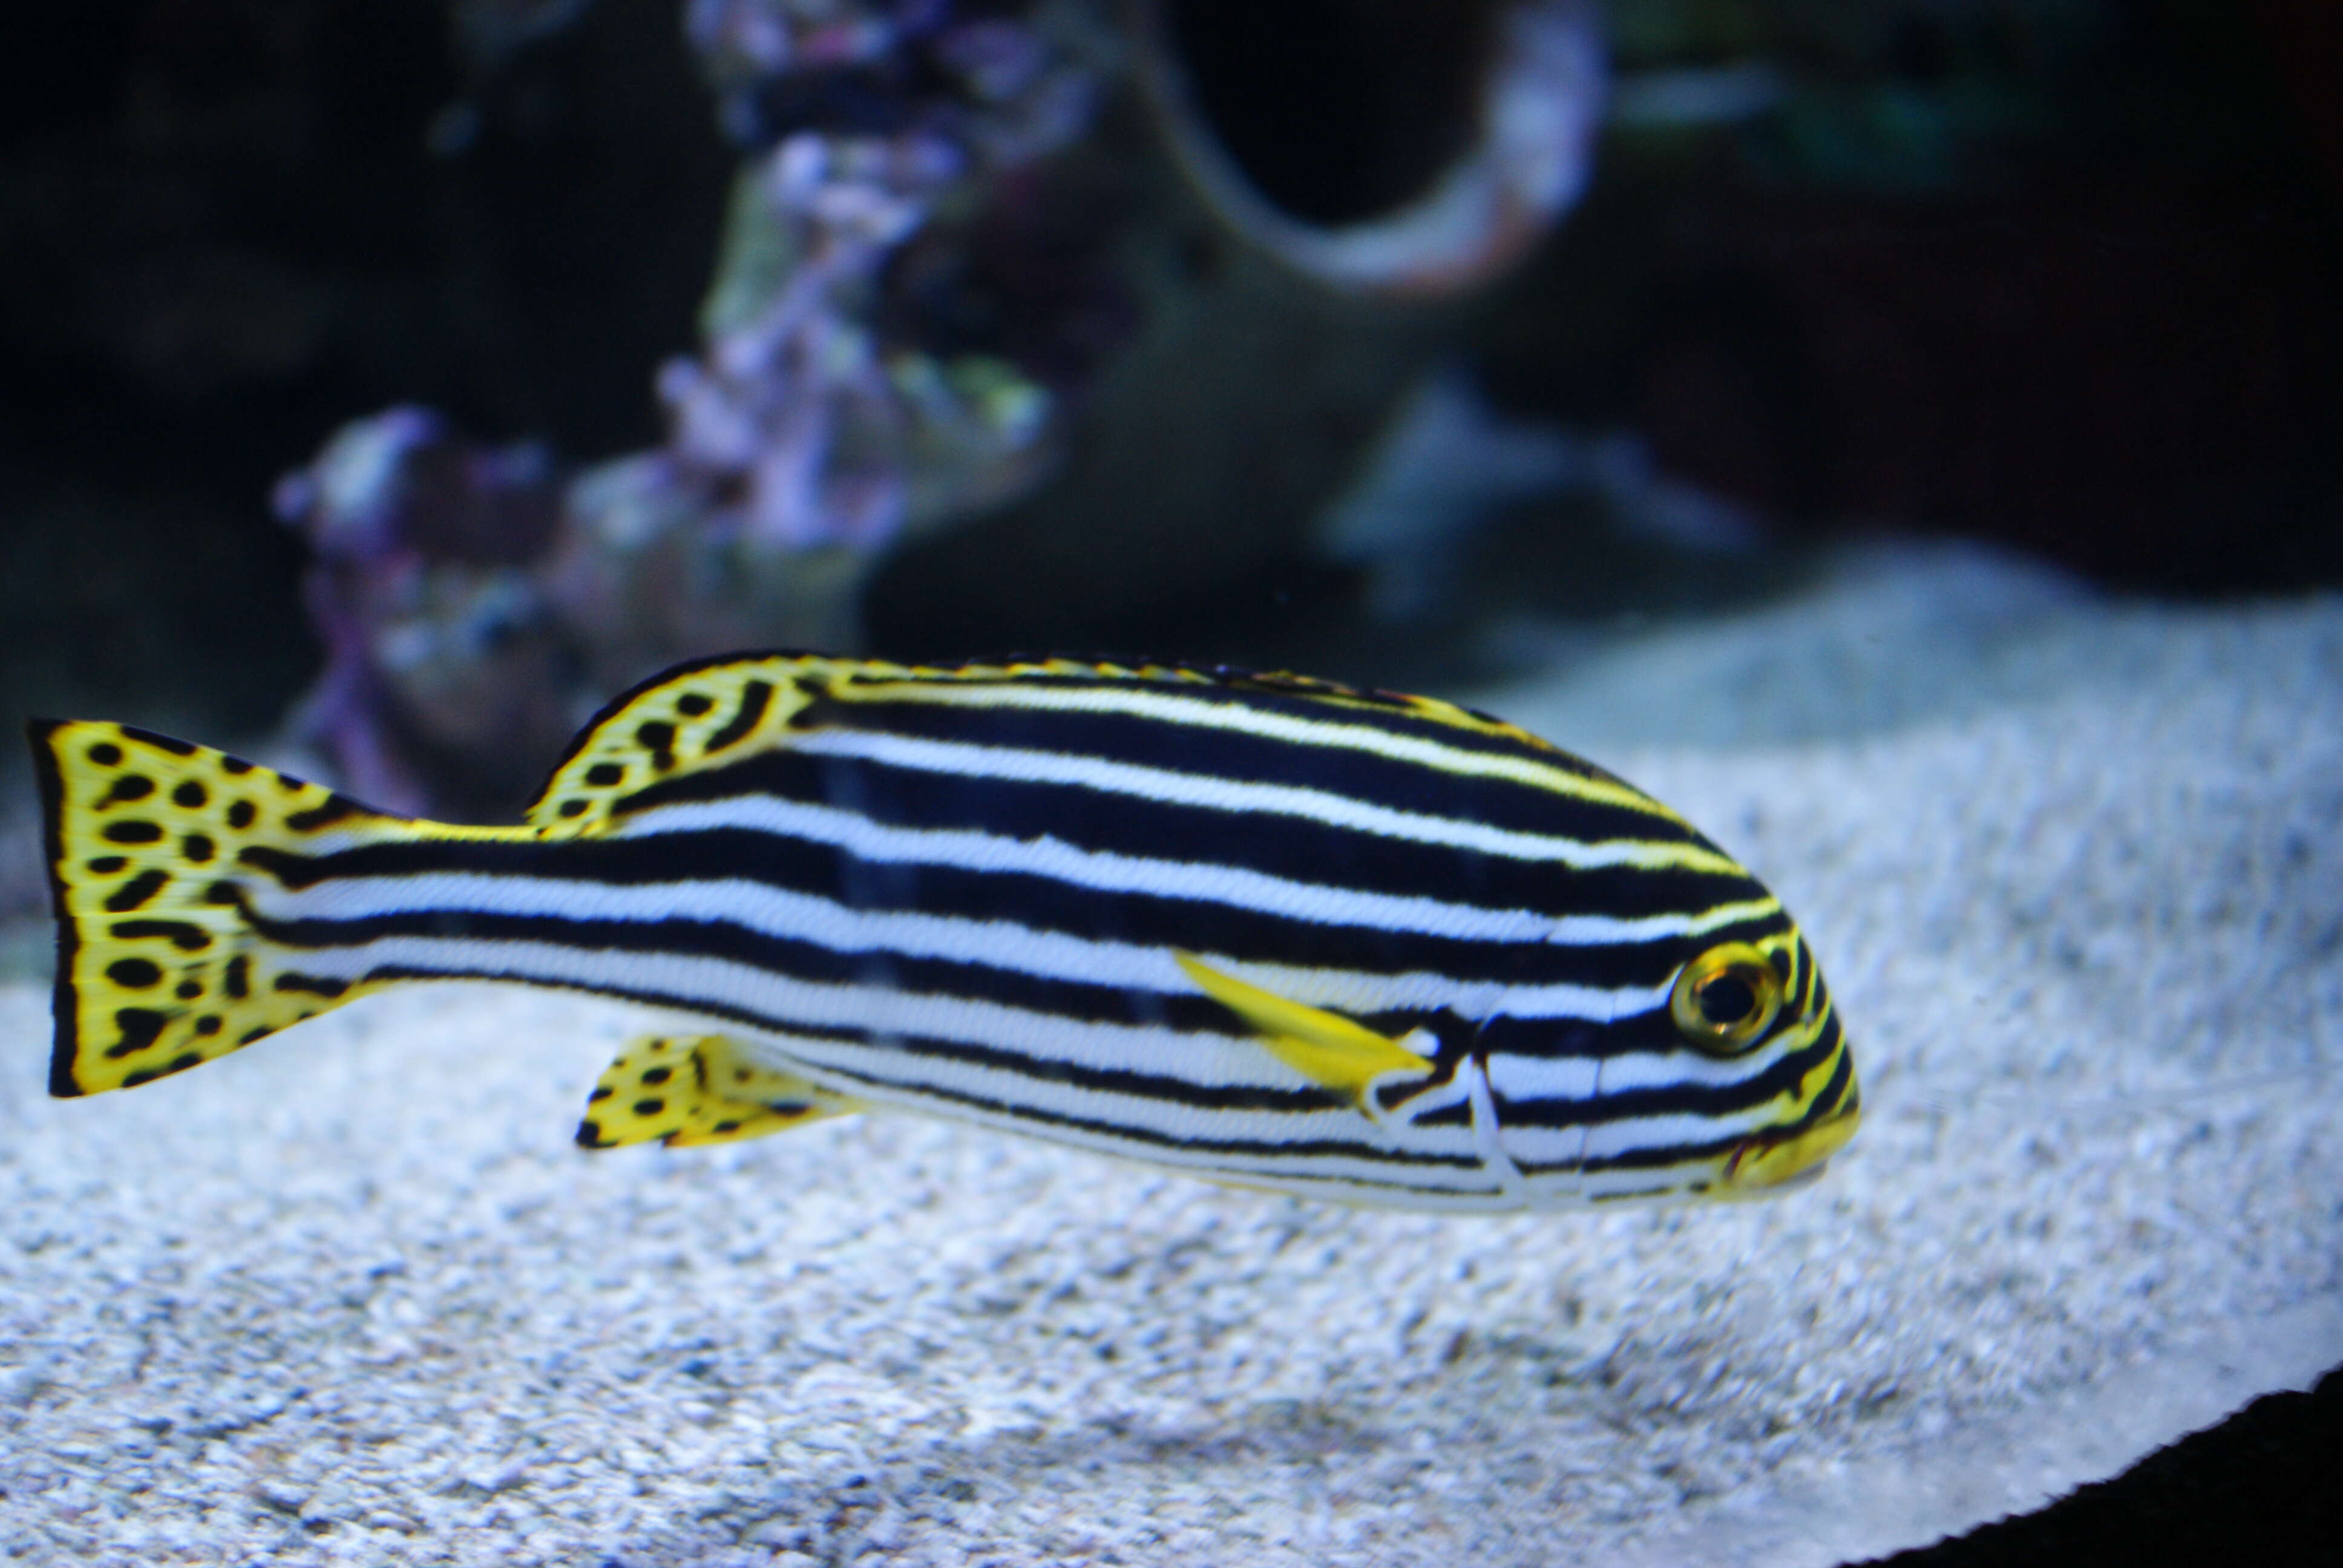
[{"x1": 30, "y1": 653, "x2": 1858, "y2": 1212}]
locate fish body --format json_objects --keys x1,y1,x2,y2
[{"x1": 29, "y1": 654, "x2": 1857, "y2": 1212}]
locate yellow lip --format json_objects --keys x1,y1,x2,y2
[{"x1": 1722, "y1": 1099, "x2": 1862, "y2": 1194}]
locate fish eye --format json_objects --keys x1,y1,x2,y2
[{"x1": 1668, "y1": 942, "x2": 1784, "y2": 1055}]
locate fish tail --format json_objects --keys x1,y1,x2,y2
[{"x1": 29, "y1": 719, "x2": 424, "y2": 1097}]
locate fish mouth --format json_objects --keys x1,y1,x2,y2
[
  {"x1": 1720, "y1": 1099, "x2": 1862, "y2": 1194},
  {"x1": 1758, "y1": 1159, "x2": 1829, "y2": 1192}
]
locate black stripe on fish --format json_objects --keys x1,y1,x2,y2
[
  {"x1": 606, "y1": 750, "x2": 1754, "y2": 921},
  {"x1": 233, "y1": 829, "x2": 1754, "y2": 998},
  {"x1": 793, "y1": 691, "x2": 1679, "y2": 836}
]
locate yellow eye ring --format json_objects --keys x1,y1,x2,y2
[{"x1": 1668, "y1": 942, "x2": 1784, "y2": 1055}]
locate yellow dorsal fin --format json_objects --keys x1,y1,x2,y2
[
  {"x1": 1174, "y1": 952, "x2": 1435, "y2": 1108},
  {"x1": 526, "y1": 655, "x2": 839, "y2": 835},
  {"x1": 575, "y1": 1033, "x2": 863, "y2": 1149},
  {"x1": 523, "y1": 652, "x2": 1198, "y2": 835}
]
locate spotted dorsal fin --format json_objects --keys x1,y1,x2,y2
[
  {"x1": 525, "y1": 654, "x2": 839, "y2": 834},
  {"x1": 1174, "y1": 952, "x2": 1435, "y2": 1110}
]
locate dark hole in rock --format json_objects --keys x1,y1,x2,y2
[{"x1": 1163, "y1": 0, "x2": 1496, "y2": 227}]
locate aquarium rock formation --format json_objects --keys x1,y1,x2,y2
[
  {"x1": 279, "y1": 0, "x2": 1122, "y2": 816},
  {"x1": 277, "y1": 0, "x2": 1614, "y2": 818},
  {"x1": 1135, "y1": 0, "x2": 1605, "y2": 294}
]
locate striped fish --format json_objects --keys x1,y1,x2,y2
[{"x1": 27, "y1": 653, "x2": 1858, "y2": 1212}]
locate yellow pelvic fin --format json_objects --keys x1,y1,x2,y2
[
  {"x1": 1173, "y1": 952, "x2": 1435, "y2": 1108},
  {"x1": 26, "y1": 719, "x2": 454, "y2": 1097},
  {"x1": 575, "y1": 1034, "x2": 863, "y2": 1150}
]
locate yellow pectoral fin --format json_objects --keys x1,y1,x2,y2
[
  {"x1": 575, "y1": 1034, "x2": 863, "y2": 1150},
  {"x1": 1174, "y1": 952, "x2": 1435, "y2": 1108}
]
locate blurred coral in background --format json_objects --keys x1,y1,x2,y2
[
  {"x1": 260, "y1": 0, "x2": 1628, "y2": 818},
  {"x1": 276, "y1": 0, "x2": 1121, "y2": 815}
]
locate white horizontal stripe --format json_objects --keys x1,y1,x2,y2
[
  {"x1": 1187, "y1": 1163, "x2": 1518, "y2": 1208},
  {"x1": 1221, "y1": 1183, "x2": 1518, "y2": 1212},
  {"x1": 1493, "y1": 1124, "x2": 1592, "y2": 1168},
  {"x1": 1500, "y1": 978, "x2": 1670, "y2": 1022},
  {"x1": 278, "y1": 874, "x2": 1478, "y2": 1010},
  {"x1": 285, "y1": 932, "x2": 1317, "y2": 1094},
  {"x1": 1582, "y1": 1165, "x2": 1723, "y2": 1203},
  {"x1": 1594, "y1": 1039, "x2": 1797, "y2": 1094},
  {"x1": 1509, "y1": 1166, "x2": 1591, "y2": 1201},
  {"x1": 283, "y1": 871, "x2": 1202, "y2": 989},
  {"x1": 1213, "y1": 1182, "x2": 1523, "y2": 1212},
  {"x1": 1211, "y1": 965, "x2": 1506, "y2": 1017},
  {"x1": 1547, "y1": 898, "x2": 1783, "y2": 945},
  {"x1": 1581, "y1": 1106, "x2": 1769, "y2": 1161},
  {"x1": 860, "y1": 679, "x2": 1674, "y2": 816},
  {"x1": 280, "y1": 869, "x2": 1678, "y2": 1027},
  {"x1": 300, "y1": 851, "x2": 1769, "y2": 956},
  {"x1": 791, "y1": 727, "x2": 1733, "y2": 873},
  {"x1": 1487, "y1": 1051, "x2": 1601, "y2": 1104},
  {"x1": 612, "y1": 794, "x2": 1565, "y2": 944}
]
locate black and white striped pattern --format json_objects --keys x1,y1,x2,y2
[{"x1": 234, "y1": 658, "x2": 1854, "y2": 1210}]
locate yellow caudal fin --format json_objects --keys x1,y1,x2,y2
[
  {"x1": 1173, "y1": 952, "x2": 1436, "y2": 1109},
  {"x1": 575, "y1": 1034, "x2": 863, "y2": 1149},
  {"x1": 28, "y1": 719, "x2": 422, "y2": 1097}
]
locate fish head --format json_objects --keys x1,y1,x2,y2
[
  {"x1": 1555, "y1": 917, "x2": 1858, "y2": 1204},
  {"x1": 1677, "y1": 923, "x2": 1858, "y2": 1200}
]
